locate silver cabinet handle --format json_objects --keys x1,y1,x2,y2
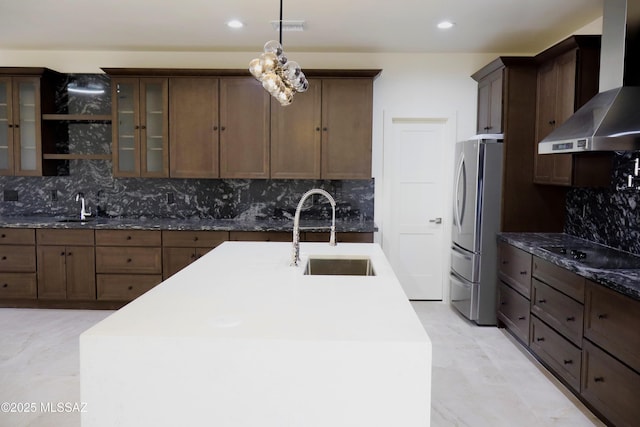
[{"x1": 429, "y1": 217, "x2": 442, "y2": 224}]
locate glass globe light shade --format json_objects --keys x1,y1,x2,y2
[
  {"x1": 278, "y1": 96, "x2": 293, "y2": 106},
  {"x1": 270, "y1": 79, "x2": 287, "y2": 96},
  {"x1": 283, "y1": 61, "x2": 301, "y2": 80},
  {"x1": 263, "y1": 40, "x2": 283, "y2": 56},
  {"x1": 292, "y1": 72, "x2": 307, "y2": 92},
  {"x1": 278, "y1": 54, "x2": 288, "y2": 67},
  {"x1": 277, "y1": 87, "x2": 294, "y2": 106},
  {"x1": 298, "y1": 79, "x2": 309, "y2": 92},
  {"x1": 249, "y1": 58, "x2": 264, "y2": 79},
  {"x1": 261, "y1": 72, "x2": 280, "y2": 94},
  {"x1": 260, "y1": 52, "x2": 278, "y2": 73}
]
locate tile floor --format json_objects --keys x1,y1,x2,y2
[
  {"x1": 412, "y1": 302, "x2": 604, "y2": 427},
  {"x1": 0, "y1": 302, "x2": 604, "y2": 426}
]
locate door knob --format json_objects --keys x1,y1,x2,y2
[{"x1": 429, "y1": 217, "x2": 442, "y2": 224}]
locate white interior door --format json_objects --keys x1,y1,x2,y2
[{"x1": 384, "y1": 118, "x2": 451, "y2": 300}]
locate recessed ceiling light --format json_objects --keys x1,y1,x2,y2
[
  {"x1": 437, "y1": 21, "x2": 455, "y2": 30},
  {"x1": 227, "y1": 20, "x2": 244, "y2": 29}
]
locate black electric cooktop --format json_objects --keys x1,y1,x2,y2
[{"x1": 541, "y1": 244, "x2": 640, "y2": 270}]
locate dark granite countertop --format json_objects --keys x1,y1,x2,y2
[
  {"x1": 499, "y1": 232, "x2": 640, "y2": 301},
  {"x1": 0, "y1": 216, "x2": 378, "y2": 233}
]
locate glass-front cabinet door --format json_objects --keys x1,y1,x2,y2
[
  {"x1": 14, "y1": 77, "x2": 42, "y2": 175},
  {"x1": 0, "y1": 78, "x2": 11, "y2": 174},
  {"x1": 112, "y1": 77, "x2": 168, "y2": 177},
  {"x1": 0, "y1": 76, "x2": 41, "y2": 176},
  {"x1": 113, "y1": 78, "x2": 140, "y2": 177},
  {"x1": 140, "y1": 78, "x2": 168, "y2": 177}
]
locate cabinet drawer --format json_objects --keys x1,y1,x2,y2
[
  {"x1": 96, "y1": 247, "x2": 162, "y2": 274},
  {"x1": 497, "y1": 282, "x2": 530, "y2": 344},
  {"x1": 36, "y1": 228, "x2": 94, "y2": 246},
  {"x1": 303, "y1": 232, "x2": 374, "y2": 243},
  {"x1": 162, "y1": 230, "x2": 228, "y2": 248},
  {"x1": 0, "y1": 273, "x2": 37, "y2": 299},
  {"x1": 530, "y1": 316, "x2": 582, "y2": 391},
  {"x1": 229, "y1": 231, "x2": 291, "y2": 242},
  {"x1": 531, "y1": 278, "x2": 583, "y2": 347},
  {"x1": 95, "y1": 230, "x2": 161, "y2": 246},
  {"x1": 498, "y1": 242, "x2": 532, "y2": 298},
  {"x1": 584, "y1": 282, "x2": 640, "y2": 373},
  {"x1": 96, "y1": 274, "x2": 162, "y2": 301},
  {"x1": 0, "y1": 246, "x2": 36, "y2": 272},
  {"x1": 532, "y1": 257, "x2": 584, "y2": 302},
  {"x1": 0, "y1": 228, "x2": 35, "y2": 245},
  {"x1": 582, "y1": 339, "x2": 640, "y2": 427}
]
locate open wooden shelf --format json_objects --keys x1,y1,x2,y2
[
  {"x1": 43, "y1": 153, "x2": 112, "y2": 160},
  {"x1": 42, "y1": 114, "x2": 112, "y2": 122}
]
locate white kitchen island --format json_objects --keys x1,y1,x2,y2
[{"x1": 80, "y1": 241, "x2": 432, "y2": 426}]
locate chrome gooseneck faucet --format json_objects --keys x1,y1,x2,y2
[
  {"x1": 76, "y1": 192, "x2": 92, "y2": 220},
  {"x1": 291, "y1": 189, "x2": 336, "y2": 266}
]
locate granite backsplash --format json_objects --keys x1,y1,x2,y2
[
  {"x1": 566, "y1": 151, "x2": 640, "y2": 255},
  {"x1": 0, "y1": 74, "x2": 374, "y2": 222},
  {"x1": 0, "y1": 171, "x2": 374, "y2": 221}
]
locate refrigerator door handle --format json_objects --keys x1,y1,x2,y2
[{"x1": 454, "y1": 153, "x2": 465, "y2": 233}]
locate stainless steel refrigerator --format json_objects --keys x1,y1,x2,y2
[{"x1": 450, "y1": 138, "x2": 503, "y2": 325}]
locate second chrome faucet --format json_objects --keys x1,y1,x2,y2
[{"x1": 76, "y1": 192, "x2": 92, "y2": 220}]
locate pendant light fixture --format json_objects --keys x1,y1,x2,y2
[{"x1": 248, "y1": 0, "x2": 308, "y2": 106}]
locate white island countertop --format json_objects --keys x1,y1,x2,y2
[{"x1": 81, "y1": 241, "x2": 432, "y2": 427}]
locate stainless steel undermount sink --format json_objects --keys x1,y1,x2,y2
[{"x1": 304, "y1": 256, "x2": 375, "y2": 276}]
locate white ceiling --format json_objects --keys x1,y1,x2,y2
[{"x1": 0, "y1": 0, "x2": 603, "y2": 54}]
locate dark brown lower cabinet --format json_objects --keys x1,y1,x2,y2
[
  {"x1": 95, "y1": 230, "x2": 162, "y2": 301},
  {"x1": 499, "y1": 242, "x2": 640, "y2": 427},
  {"x1": 497, "y1": 282, "x2": 530, "y2": 344},
  {"x1": 584, "y1": 282, "x2": 640, "y2": 373},
  {"x1": 530, "y1": 278, "x2": 583, "y2": 346},
  {"x1": 36, "y1": 229, "x2": 96, "y2": 300},
  {"x1": 229, "y1": 231, "x2": 292, "y2": 242},
  {"x1": 96, "y1": 274, "x2": 163, "y2": 301},
  {"x1": 37, "y1": 245, "x2": 96, "y2": 300},
  {"x1": 581, "y1": 339, "x2": 640, "y2": 427},
  {"x1": 0, "y1": 228, "x2": 38, "y2": 301},
  {"x1": 498, "y1": 241, "x2": 533, "y2": 298},
  {"x1": 0, "y1": 242, "x2": 37, "y2": 299},
  {"x1": 1, "y1": 226, "x2": 374, "y2": 307},
  {"x1": 530, "y1": 316, "x2": 582, "y2": 391},
  {"x1": 229, "y1": 231, "x2": 374, "y2": 243},
  {"x1": 304, "y1": 232, "x2": 374, "y2": 243},
  {"x1": 0, "y1": 274, "x2": 37, "y2": 299},
  {"x1": 527, "y1": 256, "x2": 586, "y2": 393},
  {"x1": 163, "y1": 247, "x2": 212, "y2": 279},
  {"x1": 162, "y1": 230, "x2": 229, "y2": 279},
  {"x1": 95, "y1": 246, "x2": 162, "y2": 275}
]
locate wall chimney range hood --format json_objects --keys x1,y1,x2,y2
[{"x1": 538, "y1": 0, "x2": 640, "y2": 154}]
